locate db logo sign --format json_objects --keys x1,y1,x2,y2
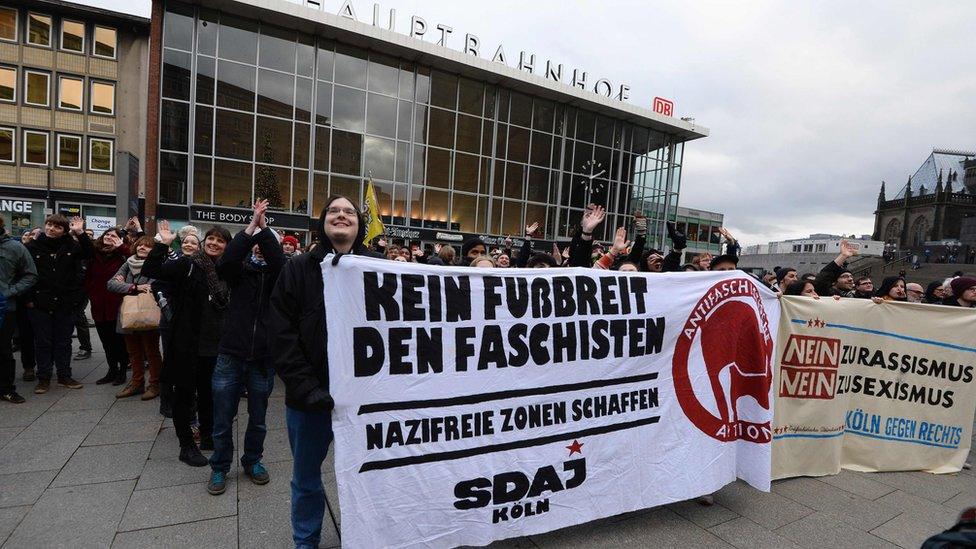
[
  {"x1": 672, "y1": 279, "x2": 773, "y2": 443},
  {"x1": 653, "y1": 97, "x2": 674, "y2": 116}
]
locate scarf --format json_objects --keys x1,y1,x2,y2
[
  {"x1": 191, "y1": 251, "x2": 229, "y2": 310},
  {"x1": 126, "y1": 255, "x2": 145, "y2": 276}
]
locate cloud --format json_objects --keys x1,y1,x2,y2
[{"x1": 96, "y1": 0, "x2": 976, "y2": 246}]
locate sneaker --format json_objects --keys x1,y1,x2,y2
[
  {"x1": 179, "y1": 445, "x2": 208, "y2": 467},
  {"x1": 34, "y1": 379, "x2": 50, "y2": 394},
  {"x1": 74, "y1": 350, "x2": 92, "y2": 360},
  {"x1": 244, "y1": 462, "x2": 270, "y2": 485},
  {"x1": 0, "y1": 391, "x2": 26, "y2": 404},
  {"x1": 22, "y1": 368, "x2": 35, "y2": 382},
  {"x1": 199, "y1": 437, "x2": 214, "y2": 452},
  {"x1": 57, "y1": 377, "x2": 83, "y2": 389},
  {"x1": 115, "y1": 383, "x2": 144, "y2": 399},
  {"x1": 207, "y1": 470, "x2": 227, "y2": 495}
]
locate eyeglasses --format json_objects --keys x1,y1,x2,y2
[
  {"x1": 857, "y1": 282, "x2": 872, "y2": 286},
  {"x1": 326, "y1": 206, "x2": 358, "y2": 216}
]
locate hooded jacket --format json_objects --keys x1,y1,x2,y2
[
  {"x1": 269, "y1": 206, "x2": 381, "y2": 411},
  {"x1": 26, "y1": 232, "x2": 93, "y2": 311},
  {"x1": 0, "y1": 232, "x2": 37, "y2": 310},
  {"x1": 216, "y1": 228, "x2": 286, "y2": 363}
]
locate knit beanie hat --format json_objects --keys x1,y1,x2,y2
[
  {"x1": 282, "y1": 235, "x2": 299, "y2": 248},
  {"x1": 775, "y1": 267, "x2": 796, "y2": 283},
  {"x1": 178, "y1": 225, "x2": 200, "y2": 241},
  {"x1": 950, "y1": 277, "x2": 976, "y2": 297}
]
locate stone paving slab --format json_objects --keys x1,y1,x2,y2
[
  {"x1": 0, "y1": 470, "x2": 58, "y2": 509},
  {"x1": 4, "y1": 480, "x2": 134, "y2": 549},
  {"x1": 708, "y1": 516, "x2": 802, "y2": 549},
  {"x1": 0, "y1": 506, "x2": 29, "y2": 547},
  {"x1": 111, "y1": 516, "x2": 238, "y2": 549},
  {"x1": 2, "y1": 339, "x2": 976, "y2": 548},
  {"x1": 51, "y1": 441, "x2": 152, "y2": 487},
  {"x1": 118, "y1": 480, "x2": 238, "y2": 532},
  {"x1": 82, "y1": 420, "x2": 163, "y2": 447}
]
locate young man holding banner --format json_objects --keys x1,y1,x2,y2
[{"x1": 269, "y1": 196, "x2": 379, "y2": 549}]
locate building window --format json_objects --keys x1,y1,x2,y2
[
  {"x1": 90, "y1": 81, "x2": 114, "y2": 115},
  {"x1": 0, "y1": 127, "x2": 13, "y2": 162},
  {"x1": 93, "y1": 26, "x2": 117, "y2": 59},
  {"x1": 23, "y1": 130, "x2": 48, "y2": 166},
  {"x1": 56, "y1": 134, "x2": 81, "y2": 168},
  {"x1": 24, "y1": 70, "x2": 50, "y2": 107},
  {"x1": 802, "y1": 244, "x2": 813, "y2": 252},
  {"x1": 815, "y1": 243, "x2": 826, "y2": 252},
  {"x1": 27, "y1": 13, "x2": 52, "y2": 47},
  {"x1": 0, "y1": 66, "x2": 15, "y2": 102},
  {"x1": 792, "y1": 244, "x2": 800, "y2": 253},
  {"x1": 57, "y1": 75, "x2": 83, "y2": 110},
  {"x1": 60, "y1": 20, "x2": 85, "y2": 53},
  {"x1": 0, "y1": 7, "x2": 17, "y2": 42},
  {"x1": 88, "y1": 138, "x2": 113, "y2": 172}
]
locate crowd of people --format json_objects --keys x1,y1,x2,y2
[{"x1": 0, "y1": 195, "x2": 972, "y2": 548}]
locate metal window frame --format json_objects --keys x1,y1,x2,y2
[
  {"x1": 88, "y1": 79, "x2": 115, "y2": 115},
  {"x1": 0, "y1": 7, "x2": 18, "y2": 43},
  {"x1": 59, "y1": 18, "x2": 85, "y2": 53},
  {"x1": 23, "y1": 69, "x2": 50, "y2": 107},
  {"x1": 26, "y1": 12, "x2": 52, "y2": 48},
  {"x1": 55, "y1": 133, "x2": 82, "y2": 169},
  {"x1": 22, "y1": 129, "x2": 48, "y2": 166},
  {"x1": 0, "y1": 65, "x2": 16, "y2": 103},
  {"x1": 92, "y1": 25, "x2": 117, "y2": 60},
  {"x1": 87, "y1": 136, "x2": 114, "y2": 173},
  {"x1": 56, "y1": 74, "x2": 84, "y2": 111},
  {"x1": 0, "y1": 126, "x2": 14, "y2": 163}
]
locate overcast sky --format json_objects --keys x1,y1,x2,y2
[{"x1": 91, "y1": 0, "x2": 976, "y2": 245}]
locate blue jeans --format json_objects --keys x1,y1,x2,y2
[
  {"x1": 286, "y1": 406, "x2": 334, "y2": 549},
  {"x1": 209, "y1": 354, "x2": 275, "y2": 473}
]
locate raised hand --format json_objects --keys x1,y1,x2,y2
[
  {"x1": 666, "y1": 221, "x2": 686, "y2": 250},
  {"x1": 525, "y1": 221, "x2": 540, "y2": 237},
  {"x1": 633, "y1": 211, "x2": 647, "y2": 234},
  {"x1": 157, "y1": 220, "x2": 176, "y2": 246},
  {"x1": 125, "y1": 216, "x2": 142, "y2": 234},
  {"x1": 839, "y1": 239, "x2": 859, "y2": 258},
  {"x1": 433, "y1": 243, "x2": 443, "y2": 254},
  {"x1": 718, "y1": 227, "x2": 734, "y2": 242},
  {"x1": 103, "y1": 231, "x2": 123, "y2": 249},
  {"x1": 581, "y1": 204, "x2": 606, "y2": 234},
  {"x1": 504, "y1": 235, "x2": 513, "y2": 248},
  {"x1": 551, "y1": 242, "x2": 561, "y2": 262},
  {"x1": 611, "y1": 226, "x2": 630, "y2": 253},
  {"x1": 378, "y1": 237, "x2": 388, "y2": 248},
  {"x1": 68, "y1": 216, "x2": 84, "y2": 236}
]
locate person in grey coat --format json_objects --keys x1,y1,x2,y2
[{"x1": 0, "y1": 217, "x2": 38, "y2": 404}]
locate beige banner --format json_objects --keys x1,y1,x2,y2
[{"x1": 772, "y1": 296, "x2": 976, "y2": 479}]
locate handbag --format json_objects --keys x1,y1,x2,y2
[{"x1": 120, "y1": 292, "x2": 161, "y2": 330}]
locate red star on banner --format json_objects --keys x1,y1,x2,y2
[
  {"x1": 807, "y1": 319, "x2": 814, "y2": 327},
  {"x1": 566, "y1": 440, "x2": 584, "y2": 456}
]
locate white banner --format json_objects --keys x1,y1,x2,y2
[
  {"x1": 324, "y1": 256, "x2": 781, "y2": 548},
  {"x1": 772, "y1": 296, "x2": 976, "y2": 478}
]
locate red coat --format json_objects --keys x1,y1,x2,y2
[{"x1": 85, "y1": 245, "x2": 129, "y2": 323}]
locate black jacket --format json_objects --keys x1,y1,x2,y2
[
  {"x1": 814, "y1": 260, "x2": 855, "y2": 298},
  {"x1": 26, "y1": 233, "x2": 93, "y2": 311},
  {"x1": 142, "y1": 243, "x2": 225, "y2": 387},
  {"x1": 216, "y1": 228, "x2": 285, "y2": 362},
  {"x1": 269, "y1": 245, "x2": 382, "y2": 411}
]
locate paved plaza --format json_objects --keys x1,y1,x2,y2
[{"x1": 1, "y1": 338, "x2": 974, "y2": 548}]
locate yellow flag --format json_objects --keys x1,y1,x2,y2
[{"x1": 363, "y1": 179, "x2": 385, "y2": 244}]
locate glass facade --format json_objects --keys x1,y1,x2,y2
[{"x1": 159, "y1": 2, "x2": 685, "y2": 242}]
